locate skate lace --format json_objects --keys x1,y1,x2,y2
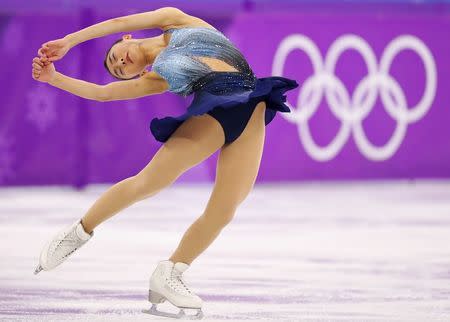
[{"x1": 169, "y1": 268, "x2": 193, "y2": 295}]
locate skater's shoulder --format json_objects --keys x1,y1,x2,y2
[{"x1": 161, "y1": 9, "x2": 218, "y2": 34}]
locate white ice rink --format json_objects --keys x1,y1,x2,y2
[{"x1": 0, "y1": 181, "x2": 449, "y2": 321}]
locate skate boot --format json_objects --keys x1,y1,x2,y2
[
  {"x1": 34, "y1": 219, "x2": 93, "y2": 275},
  {"x1": 143, "y1": 260, "x2": 204, "y2": 319}
]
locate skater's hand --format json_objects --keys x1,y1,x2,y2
[
  {"x1": 32, "y1": 56, "x2": 56, "y2": 83},
  {"x1": 37, "y1": 37, "x2": 71, "y2": 62}
]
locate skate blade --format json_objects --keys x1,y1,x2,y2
[
  {"x1": 143, "y1": 304, "x2": 204, "y2": 320},
  {"x1": 34, "y1": 265, "x2": 43, "y2": 275}
]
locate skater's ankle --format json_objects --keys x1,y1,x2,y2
[
  {"x1": 168, "y1": 257, "x2": 191, "y2": 266},
  {"x1": 80, "y1": 219, "x2": 93, "y2": 234}
]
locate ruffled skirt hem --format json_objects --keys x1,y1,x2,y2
[{"x1": 149, "y1": 76, "x2": 299, "y2": 142}]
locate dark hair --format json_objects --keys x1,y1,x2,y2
[{"x1": 103, "y1": 38, "x2": 128, "y2": 80}]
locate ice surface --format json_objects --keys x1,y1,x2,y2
[{"x1": 0, "y1": 181, "x2": 449, "y2": 321}]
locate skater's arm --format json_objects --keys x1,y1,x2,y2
[
  {"x1": 47, "y1": 72, "x2": 106, "y2": 101},
  {"x1": 38, "y1": 8, "x2": 215, "y2": 62},
  {"x1": 64, "y1": 7, "x2": 188, "y2": 48},
  {"x1": 98, "y1": 71, "x2": 169, "y2": 101},
  {"x1": 32, "y1": 57, "x2": 167, "y2": 101},
  {"x1": 48, "y1": 71, "x2": 168, "y2": 102},
  {"x1": 32, "y1": 57, "x2": 102, "y2": 100}
]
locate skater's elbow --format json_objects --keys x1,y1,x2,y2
[
  {"x1": 96, "y1": 86, "x2": 113, "y2": 102},
  {"x1": 96, "y1": 73, "x2": 168, "y2": 102}
]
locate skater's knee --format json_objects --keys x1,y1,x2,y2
[
  {"x1": 132, "y1": 173, "x2": 177, "y2": 200},
  {"x1": 202, "y1": 205, "x2": 238, "y2": 229},
  {"x1": 233, "y1": 188, "x2": 253, "y2": 207}
]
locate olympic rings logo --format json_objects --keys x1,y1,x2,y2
[{"x1": 272, "y1": 34, "x2": 437, "y2": 161}]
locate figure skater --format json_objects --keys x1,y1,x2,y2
[{"x1": 31, "y1": 6, "x2": 298, "y2": 319}]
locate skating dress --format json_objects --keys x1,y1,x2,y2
[{"x1": 150, "y1": 26, "x2": 298, "y2": 144}]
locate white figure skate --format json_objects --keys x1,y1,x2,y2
[
  {"x1": 34, "y1": 219, "x2": 93, "y2": 274},
  {"x1": 143, "y1": 260, "x2": 204, "y2": 319}
]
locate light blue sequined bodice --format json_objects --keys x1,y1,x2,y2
[{"x1": 152, "y1": 27, "x2": 254, "y2": 96}]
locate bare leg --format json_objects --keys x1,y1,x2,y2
[
  {"x1": 80, "y1": 113, "x2": 225, "y2": 233},
  {"x1": 169, "y1": 101, "x2": 267, "y2": 265}
]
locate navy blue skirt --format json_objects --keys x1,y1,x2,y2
[{"x1": 149, "y1": 72, "x2": 299, "y2": 143}]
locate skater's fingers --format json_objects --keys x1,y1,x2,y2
[
  {"x1": 47, "y1": 56, "x2": 58, "y2": 62},
  {"x1": 33, "y1": 57, "x2": 44, "y2": 65},
  {"x1": 40, "y1": 57, "x2": 49, "y2": 66},
  {"x1": 40, "y1": 58, "x2": 50, "y2": 66},
  {"x1": 38, "y1": 47, "x2": 47, "y2": 57},
  {"x1": 41, "y1": 56, "x2": 54, "y2": 65}
]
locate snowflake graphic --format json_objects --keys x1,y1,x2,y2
[
  {"x1": 26, "y1": 84, "x2": 58, "y2": 133},
  {"x1": 0, "y1": 133, "x2": 15, "y2": 184}
]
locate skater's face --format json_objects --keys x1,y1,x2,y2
[{"x1": 104, "y1": 34, "x2": 147, "y2": 80}]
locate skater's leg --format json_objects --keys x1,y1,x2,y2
[
  {"x1": 81, "y1": 114, "x2": 225, "y2": 233},
  {"x1": 169, "y1": 101, "x2": 267, "y2": 265}
]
